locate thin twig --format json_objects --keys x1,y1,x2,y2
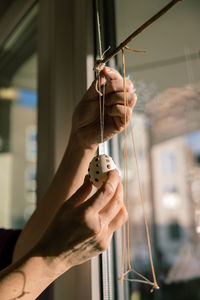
[{"x1": 94, "y1": 0, "x2": 182, "y2": 70}]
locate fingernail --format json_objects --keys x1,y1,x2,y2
[
  {"x1": 106, "y1": 67, "x2": 112, "y2": 73},
  {"x1": 127, "y1": 81, "x2": 133, "y2": 88}
]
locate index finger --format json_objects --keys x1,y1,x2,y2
[
  {"x1": 84, "y1": 169, "x2": 120, "y2": 212},
  {"x1": 102, "y1": 67, "x2": 122, "y2": 81}
]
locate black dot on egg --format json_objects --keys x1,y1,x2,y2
[
  {"x1": 107, "y1": 164, "x2": 111, "y2": 169},
  {"x1": 95, "y1": 178, "x2": 99, "y2": 182},
  {"x1": 96, "y1": 163, "x2": 100, "y2": 167},
  {"x1": 96, "y1": 171, "x2": 100, "y2": 174}
]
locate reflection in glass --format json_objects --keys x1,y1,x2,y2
[
  {"x1": 0, "y1": 6, "x2": 38, "y2": 229},
  {"x1": 114, "y1": 0, "x2": 200, "y2": 299}
]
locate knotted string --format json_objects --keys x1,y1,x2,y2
[
  {"x1": 120, "y1": 47, "x2": 159, "y2": 292},
  {"x1": 95, "y1": 0, "x2": 159, "y2": 292},
  {"x1": 96, "y1": 0, "x2": 105, "y2": 152}
]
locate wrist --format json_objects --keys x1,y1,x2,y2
[
  {"x1": 30, "y1": 246, "x2": 70, "y2": 279},
  {"x1": 69, "y1": 130, "x2": 98, "y2": 153},
  {"x1": 66, "y1": 132, "x2": 98, "y2": 157},
  {"x1": 0, "y1": 249, "x2": 67, "y2": 299}
]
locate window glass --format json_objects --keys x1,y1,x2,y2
[
  {"x1": 0, "y1": 5, "x2": 38, "y2": 229},
  {"x1": 114, "y1": 1, "x2": 200, "y2": 299}
]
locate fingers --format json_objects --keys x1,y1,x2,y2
[
  {"x1": 78, "y1": 170, "x2": 127, "y2": 245},
  {"x1": 106, "y1": 105, "x2": 132, "y2": 120},
  {"x1": 83, "y1": 170, "x2": 120, "y2": 212},
  {"x1": 99, "y1": 182, "x2": 123, "y2": 226},
  {"x1": 109, "y1": 206, "x2": 128, "y2": 232},
  {"x1": 67, "y1": 176, "x2": 92, "y2": 208},
  {"x1": 104, "y1": 79, "x2": 133, "y2": 95},
  {"x1": 102, "y1": 66, "x2": 122, "y2": 80},
  {"x1": 105, "y1": 92, "x2": 137, "y2": 108},
  {"x1": 83, "y1": 67, "x2": 136, "y2": 103}
]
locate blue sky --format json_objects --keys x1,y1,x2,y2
[{"x1": 186, "y1": 130, "x2": 200, "y2": 155}]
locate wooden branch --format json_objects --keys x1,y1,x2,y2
[{"x1": 94, "y1": 0, "x2": 182, "y2": 70}]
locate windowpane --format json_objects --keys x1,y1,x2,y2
[
  {"x1": 0, "y1": 5, "x2": 38, "y2": 229},
  {"x1": 113, "y1": 1, "x2": 200, "y2": 299}
]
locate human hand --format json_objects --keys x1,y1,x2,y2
[
  {"x1": 36, "y1": 170, "x2": 127, "y2": 275},
  {"x1": 71, "y1": 67, "x2": 137, "y2": 149}
]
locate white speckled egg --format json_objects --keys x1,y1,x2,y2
[{"x1": 88, "y1": 154, "x2": 116, "y2": 188}]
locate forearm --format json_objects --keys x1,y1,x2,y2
[
  {"x1": 52, "y1": 133, "x2": 97, "y2": 201},
  {"x1": 13, "y1": 134, "x2": 97, "y2": 261},
  {"x1": 0, "y1": 250, "x2": 60, "y2": 300}
]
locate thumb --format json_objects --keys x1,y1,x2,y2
[{"x1": 67, "y1": 176, "x2": 92, "y2": 208}]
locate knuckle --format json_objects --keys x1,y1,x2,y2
[
  {"x1": 81, "y1": 208, "x2": 101, "y2": 236},
  {"x1": 96, "y1": 239, "x2": 108, "y2": 252},
  {"x1": 108, "y1": 80, "x2": 117, "y2": 93},
  {"x1": 128, "y1": 93, "x2": 134, "y2": 105},
  {"x1": 116, "y1": 197, "x2": 121, "y2": 206},
  {"x1": 104, "y1": 181, "x2": 115, "y2": 198},
  {"x1": 81, "y1": 207, "x2": 93, "y2": 224},
  {"x1": 115, "y1": 195, "x2": 123, "y2": 208},
  {"x1": 90, "y1": 226, "x2": 100, "y2": 236},
  {"x1": 111, "y1": 81, "x2": 117, "y2": 93}
]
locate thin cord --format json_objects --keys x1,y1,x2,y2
[
  {"x1": 102, "y1": 81, "x2": 105, "y2": 151},
  {"x1": 129, "y1": 120, "x2": 159, "y2": 290},
  {"x1": 122, "y1": 48, "x2": 132, "y2": 271},
  {"x1": 96, "y1": 0, "x2": 105, "y2": 150},
  {"x1": 120, "y1": 223, "x2": 126, "y2": 281},
  {"x1": 95, "y1": 0, "x2": 159, "y2": 291},
  {"x1": 121, "y1": 48, "x2": 159, "y2": 291},
  {"x1": 96, "y1": 0, "x2": 103, "y2": 59},
  {"x1": 123, "y1": 268, "x2": 153, "y2": 284}
]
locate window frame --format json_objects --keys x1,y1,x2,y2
[
  {"x1": 0, "y1": 0, "x2": 36, "y2": 46},
  {"x1": 38, "y1": 0, "x2": 101, "y2": 299}
]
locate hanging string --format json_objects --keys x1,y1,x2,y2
[
  {"x1": 129, "y1": 120, "x2": 159, "y2": 291},
  {"x1": 124, "y1": 46, "x2": 146, "y2": 53},
  {"x1": 98, "y1": 77, "x2": 105, "y2": 151},
  {"x1": 121, "y1": 47, "x2": 159, "y2": 291},
  {"x1": 121, "y1": 48, "x2": 132, "y2": 271},
  {"x1": 96, "y1": 0, "x2": 103, "y2": 59},
  {"x1": 123, "y1": 45, "x2": 158, "y2": 291},
  {"x1": 95, "y1": 0, "x2": 159, "y2": 291},
  {"x1": 96, "y1": 0, "x2": 105, "y2": 152}
]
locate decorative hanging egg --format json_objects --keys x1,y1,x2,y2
[{"x1": 88, "y1": 154, "x2": 117, "y2": 188}]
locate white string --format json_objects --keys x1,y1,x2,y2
[
  {"x1": 96, "y1": 0, "x2": 105, "y2": 153},
  {"x1": 96, "y1": 0, "x2": 103, "y2": 59},
  {"x1": 98, "y1": 77, "x2": 106, "y2": 153}
]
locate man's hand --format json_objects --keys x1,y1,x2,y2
[
  {"x1": 35, "y1": 170, "x2": 127, "y2": 275},
  {"x1": 71, "y1": 67, "x2": 137, "y2": 149}
]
